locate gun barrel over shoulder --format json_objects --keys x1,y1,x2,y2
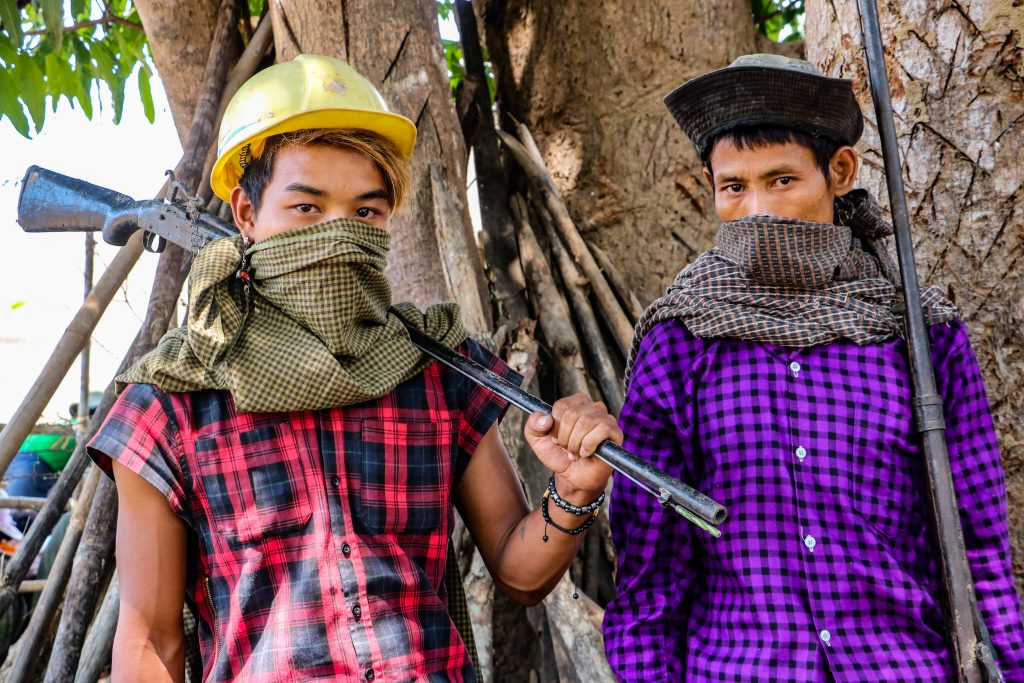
[{"x1": 17, "y1": 166, "x2": 236, "y2": 252}]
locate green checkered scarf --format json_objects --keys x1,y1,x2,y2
[{"x1": 117, "y1": 219, "x2": 468, "y2": 412}]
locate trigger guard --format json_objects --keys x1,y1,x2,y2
[{"x1": 143, "y1": 231, "x2": 167, "y2": 253}]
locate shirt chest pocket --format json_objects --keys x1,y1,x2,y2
[
  {"x1": 351, "y1": 419, "x2": 456, "y2": 535},
  {"x1": 195, "y1": 425, "x2": 313, "y2": 545}
]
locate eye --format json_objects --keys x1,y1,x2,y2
[
  {"x1": 722, "y1": 183, "x2": 743, "y2": 194},
  {"x1": 355, "y1": 207, "x2": 379, "y2": 218},
  {"x1": 294, "y1": 204, "x2": 317, "y2": 214},
  {"x1": 776, "y1": 176, "x2": 794, "y2": 186}
]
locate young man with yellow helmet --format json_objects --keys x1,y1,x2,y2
[{"x1": 88, "y1": 54, "x2": 619, "y2": 682}]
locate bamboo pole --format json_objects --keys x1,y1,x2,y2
[
  {"x1": 78, "y1": 232, "x2": 95, "y2": 440},
  {"x1": 0, "y1": 496, "x2": 53, "y2": 511},
  {"x1": 538, "y1": 212, "x2": 625, "y2": 415},
  {"x1": 429, "y1": 164, "x2": 492, "y2": 335},
  {"x1": 5, "y1": 466, "x2": 101, "y2": 683},
  {"x1": 0, "y1": 232, "x2": 145, "y2": 479},
  {"x1": 73, "y1": 573, "x2": 118, "y2": 683},
  {"x1": 588, "y1": 241, "x2": 644, "y2": 325},
  {"x1": 497, "y1": 129, "x2": 634, "y2": 355},
  {"x1": 43, "y1": 477, "x2": 117, "y2": 682},
  {"x1": 510, "y1": 195, "x2": 587, "y2": 396},
  {"x1": 16, "y1": 580, "x2": 45, "y2": 593}
]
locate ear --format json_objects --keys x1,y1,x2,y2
[
  {"x1": 702, "y1": 166, "x2": 715, "y2": 192},
  {"x1": 829, "y1": 146, "x2": 859, "y2": 197},
  {"x1": 230, "y1": 186, "x2": 257, "y2": 241}
]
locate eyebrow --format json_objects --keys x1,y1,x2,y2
[
  {"x1": 283, "y1": 183, "x2": 389, "y2": 202},
  {"x1": 356, "y1": 188, "x2": 390, "y2": 202},
  {"x1": 283, "y1": 182, "x2": 326, "y2": 196},
  {"x1": 717, "y1": 166, "x2": 800, "y2": 184}
]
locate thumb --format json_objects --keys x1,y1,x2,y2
[{"x1": 524, "y1": 412, "x2": 554, "y2": 444}]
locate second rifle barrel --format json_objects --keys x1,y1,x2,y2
[{"x1": 401, "y1": 321, "x2": 727, "y2": 526}]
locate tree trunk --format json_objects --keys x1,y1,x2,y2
[
  {"x1": 805, "y1": 0, "x2": 1024, "y2": 596},
  {"x1": 133, "y1": 0, "x2": 226, "y2": 142},
  {"x1": 479, "y1": 0, "x2": 758, "y2": 302},
  {"x1": 269, "y1": 0, "x2": 491, "y2": 333}
]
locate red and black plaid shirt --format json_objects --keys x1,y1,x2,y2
[{"x1": 88, "y1": 340, "x2": 518, "y2": 682}]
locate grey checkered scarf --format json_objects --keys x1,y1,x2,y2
[
  {"x1": 626, "y1": 191, "x2": 958, "y2": 381},
  {"x1": 118, "y1": 219, "x2": 467, "y2": 412}
]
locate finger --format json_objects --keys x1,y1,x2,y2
[
  {"x1": 579, "y1": 420, "x2": 623, "y2": 458},
  {"x1": 524, "y1": 412, "x2": 554, "y2": 441},
  {"x1": 555, "y1": 405, "x2": 580, "y2": 450}
]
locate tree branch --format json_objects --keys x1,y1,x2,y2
[{"x1": 23, "y1": 13, "x2": 141, "y2": 36}]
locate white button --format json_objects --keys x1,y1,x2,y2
[
  {"x1": 819, "y1": 629, "x2": 831, "y2": 644},
  {"x1": 795, "y1": 446, "x2": 807, "y2": 460},
  {"x1": 804, "y1": 535, "x2": 817, "y2": 551},
  {"x1": 789, "y1": 361, "x2": 801, "y2": 376}
]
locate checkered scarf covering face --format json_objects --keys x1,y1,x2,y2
[
  {"x1": 626, "y1": 191, "x2": 958, "y2": 381},
  {"x1": 117, "y1": 218, "x2": 468, "y2": 412}
]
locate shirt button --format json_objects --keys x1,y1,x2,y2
[
  {"x1": 342, "y1": 542, "x2": 351, "y2": 557},
  {"x1": 352, "y1": 603, "x2": 362, "y2": 620},
  {"x1": 789, "y1": 361, "x2": 801, "y2": 376},
  {"x1": 804, "y1": 535, "x2": 817, "y2": 551},
  {"x1": 364, "y1": 668, "x2": 375, "y2": 681},
  {"x1": 795, "y1": 446, "x2": 807, "y2": 461},
  {"x1": 331, "y1": 475, "x2": 340, "y2": 486},
  {"x1": 820, "y1": 629, "x2": 832, "y2": 644}
]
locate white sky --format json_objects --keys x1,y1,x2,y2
[{"x1": 0, "y1": 14, "x2": 468, "y2": 425}]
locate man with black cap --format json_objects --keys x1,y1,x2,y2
[{"x1": 602, "y1": 54, "x2": 1024, "y2": 681}]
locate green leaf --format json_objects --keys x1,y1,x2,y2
[
  {"x1": 15, "y1": 51, "x2": 46, "y2": 131},
  {"x1": 41, "y1": 0, "x2": 63, "y2": 47},
  {"x1": 109, "y1": 72, "x2": 126, "y2": 124},
  {"x1": 0, "y1": 1, "x2": 23, "y2": 48},
  {"x1": 70, "y1": 0, "x2": 88, "y2": 22},
  {"x1": 0, "y1": 66, "x2": 30, "y2": 136},
  {"x1": 138, "y1": 64, "x2": 153, "y2": 122}
]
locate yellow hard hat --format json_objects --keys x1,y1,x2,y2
[{"x1": 210, "y1": 54, "x2": 417, "y2": 202}]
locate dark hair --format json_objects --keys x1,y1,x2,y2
[
  {"x1": 701, "y1": 125, "x2": 841, "y2": 185},
  {"x1": 237, "y1": 128, "x2": 411, "y2": 214}
]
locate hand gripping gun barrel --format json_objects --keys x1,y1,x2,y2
[{"x1": 16, "y1": 165, "x2": 728, "y2": 537}]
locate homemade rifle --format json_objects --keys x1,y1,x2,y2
[
  {"x1": 857, "y1": 1, "x2": 1001, "y2": 681},
  {"x1": 16, "y1": 165, "x2": 727, "y2": 536}
]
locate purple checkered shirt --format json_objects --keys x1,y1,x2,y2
[{"x1": 603, "y1": 318, "x2": 1024, "y2": 681}]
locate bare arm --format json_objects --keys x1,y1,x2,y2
[
  {"x1": 455, "y1": 395, "x2": 619, "y2": 605},
  {"x1": 111, "y1": 460, "x2": 188, "y2": 683}
]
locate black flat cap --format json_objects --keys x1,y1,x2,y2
[{"x1": 664, "y1": 54, "x2": 864, "y2": 158}]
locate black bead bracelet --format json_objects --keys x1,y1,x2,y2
[
  {"x1": 546, "y1": 475, "x2": 605, "y2": 516},
  {"x1": 540, "y1": 491, "x2": 599, "y2": 543}
]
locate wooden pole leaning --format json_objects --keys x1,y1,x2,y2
[
  {"x1": 0, "y1": 232, "x2": 144, "y2": 479},
  {"x1": 4, "y1": 466, "x2": 101, "y2": 683}
]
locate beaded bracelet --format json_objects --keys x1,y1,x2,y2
[
  {"x1": 546, "y1": 475, "x2": 605, "y2": 516},
  {"x1": 541, "y1": 490, "x2": 599, "y2": 542}
]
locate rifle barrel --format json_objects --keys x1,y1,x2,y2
[{"x1": 857, "y1": 2, "x2": 997, "y2": 680}]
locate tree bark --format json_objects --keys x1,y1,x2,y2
[
  {"x1": 269, "y1": 0, "x2": 492, "y2": 333},
  {"x1": 133, "y1": 0, "x2": 226, "y2": 142},
  {"x1": 479, "y1": 0, "x2": 758, "y2": 302},
  {"x1": 805, "y1": 0, "x2": 1024, "y2": 596}
]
